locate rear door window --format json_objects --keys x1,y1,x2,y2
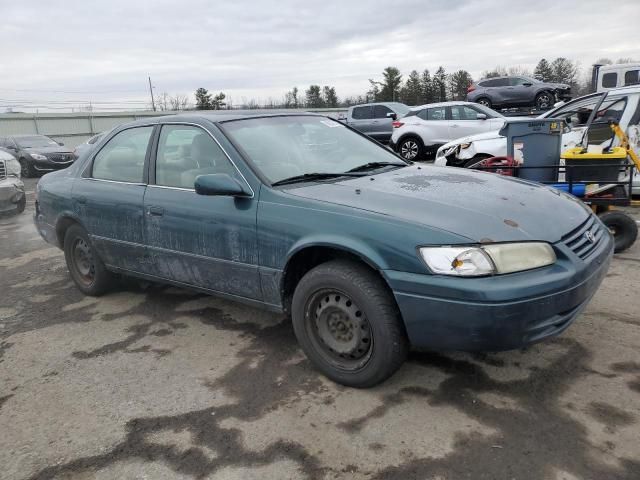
[
  {"x1": 92, "y1": 126, "x2": 153, "y2": 183},
  {"x1": 352, "y1": 106, "x2": 373, "y2": 120},
  {"x1": 450, "y1": 106, "x2": 481, "y2": 120},
  {"x1": 373, "y1": 105, "x2": 393, "y2": 119},
  {"x1": 602, "y1": 72, "x2": 618, "y2": 88}
]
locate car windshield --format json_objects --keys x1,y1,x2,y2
[
  {"x1": 15, "y1": 135, "x2": 58, "y2": 148},
  {"x1": 222, "y1": 116, "x2": 407, "y2": 184}
]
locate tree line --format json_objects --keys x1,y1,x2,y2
[{"x1": 161, "y1": 56, "x2": 636, "y2": 111}]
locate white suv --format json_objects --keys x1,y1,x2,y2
[{"x1": 390, "y1": 101, "x2": 506, "y2": 160}]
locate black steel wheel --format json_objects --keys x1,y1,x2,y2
[
  {"x1": 398, "y1": 137, "x2": 423, "y2": 161},
  {"x1": 15, "y1": 194, "x2": 26, "y2": 214},
  {"x1": 599, "y1": 210, "x2": 638, "y2": 253},
  {"x1": 63, "y1": 224, "x2": 115, "y2": 295},
  {"x1": 291, "y1": 259, "x2": 408, "y2": 388}
]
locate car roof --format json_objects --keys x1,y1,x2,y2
[
  {"x1": 122, "y1": 110, "x2": 323, "y2": 127},
  {"x1": 350, "y1": 102, "x2": 406, "y2": 108},
  {"x1": 409, "y1": 101, "x2": 478, "y2": 110}
]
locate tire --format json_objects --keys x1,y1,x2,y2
[
  {"x1": 291, "y1": 259, "x2": 409, "y2": 388},
  {"x1": 398, "y1": 136, "x2": 424, "y2": 161},
  {"x1": 63, "y1": 224, "x2": 116, "y2": 295},
  {"x1": 598, "y1": 210, "x2": 638, "y2": 253},
  {"x1": 19, "y1": 158, "x2": 35, "y2": 178},
  {"x1": 535, "y1": 91, "x2": 555, "y2": 110},
  {"x1": 476, "y1": 97, "x2": 492, "y2": 108},
  {"x1": 15, "y1": 194, "x2": 26, "y2": 214}
]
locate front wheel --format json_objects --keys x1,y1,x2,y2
[
  {"x1": 599, "y1": 210, "x2": 638, "y2": 253},
  {"x1": 398, "y1": 137, "x2": 423, "y2": 161},
  {"x1": 291, "y1": 260, "x2": 409, "y2": 388},
  {"x1": 20, "y1": 158, "x2": 35, "y2": 178},
  {"x1": 64, "y1": 224, "x2": 116, "y2": 295}
]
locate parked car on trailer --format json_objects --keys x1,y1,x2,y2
[
  {"x1": 345, "y1": 102, "x2": 410, "y2": 143},
  {"x1": 390, "y1": 101, "x2": 506, "y2": 160},
  {"x1": 0, "y1": 135, "x2": 77, "y2": 178},
  {"x1": 436, "y1": 86, "x2": 640, "y2": 195},
  {"x1": 467, "y1": 76, "x2": 571, "y2": 110},
  {"x1": 35, "y1": 112, "x2": 613, "y2": 387}
]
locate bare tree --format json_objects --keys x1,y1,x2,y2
[{"x1": 169, "y1": 94, "x2": 189, "y2": 111}]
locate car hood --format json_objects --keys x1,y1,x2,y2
[
  {"x1": 24, "y1": 146, "x2": 74, "y2": 155},
  {"x1": 285, "y1": 165, "x2": 588, "y2": 243}
]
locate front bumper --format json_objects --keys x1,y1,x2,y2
[
  {"x1": 385, "y1": 230, "x2": 613, "y2": 351},
  {"x1": 31, "y1": 156, "x2": 75, "y2": 172},
  {"x1": 0, "y1": 178, "x2": 25, "y2": 212}
]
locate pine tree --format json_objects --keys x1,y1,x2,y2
[
  {"x1": 550, "y1": 57, "x2": 577, "y2": 84},
  {"x1": 378, "y1": 67, "x2": 403, "y2": 102},
  {"x1": 448, "y1": 70, "x2": 473, "y2": 100},
  {"x1": 195, "y1": 88, "x2": 212, "y2": 110},
  {"x1": 534, "y1": 59, "x2": 554, "y2": 81},
  {"x1": 305, "y1": 85, "x2": 325, "y2": 107},
  {"x1": 433, "y1": 66, "x2": 448, "y2": 102},
  {"x1": 420, "y1": 69, "x2": 433, "y2": 104},
  {"x1": 401, "y1": 70, "x2": 422, "y2": 106},
  {"x1": 211, "y1": 92, "x2": 226, "y2": 110}
]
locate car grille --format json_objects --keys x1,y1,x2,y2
[
  {"x1": 561, "y1": 214, "x2": 604, "y2": 260},
  {"x1": 48, "y1": 153, "x2": 74, "y2": 163},
  {"x1": 0, "y1": 160, "x2": 5, "y2": 180}
]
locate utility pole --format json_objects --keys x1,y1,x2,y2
[{"x1": 148, "y1": 76, "x2": 156, "y2": 111}]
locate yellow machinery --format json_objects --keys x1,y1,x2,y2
[{"x1": 558, "y1": 121, "x2": 638, "y2": 252}]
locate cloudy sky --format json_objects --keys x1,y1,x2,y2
[{"x1": 1, "y1": 0, "x2": 639, "y2": 111}]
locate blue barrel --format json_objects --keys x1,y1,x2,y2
[{"x1": 498, "y1": 118, "x2": 565, "y2": 183}]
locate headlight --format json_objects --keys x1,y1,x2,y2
[
  {"x1": 419, "y1": 242, "x2": 556, "y2": 277},
  {"x1": 30, "y1": 153, "x2": 47, "y2": 161},
  {"x1": 5, "y1": 158, "x2": 21, "y2": 177},
  {"x1": 459, "y1": 142, "x2": 472, "y2": 150}
]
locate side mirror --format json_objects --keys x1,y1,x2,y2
[
  {"x1": 476, "y1": 113, "x2": 487, "y2": 120},
  {"x1": 57, "y1": 141, "x2": 65, "y2": 146},
  {"x1": 194, "y1": 173, "x2": 250, "y2": 197},
  {"x1": 523, "y1": 82, "x2": 533, "y2": 87},
  {"x1": 386, "y1": 112, "x2": 397, "y2": 120}
]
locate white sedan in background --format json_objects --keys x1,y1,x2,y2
[
  {"x1": 434, "y1": 88, "x2": 640, "y2": 194},
  {"x1": 390, "y1": 101, "x2": 506, "y2": 160}
]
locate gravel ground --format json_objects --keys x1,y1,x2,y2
[{"x1": 0, "y1": 178, "x2": 639, "y2": 480}]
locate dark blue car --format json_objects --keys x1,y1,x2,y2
[{"x1": 34, "y1": 112, "x2": 613, "y2": 387}]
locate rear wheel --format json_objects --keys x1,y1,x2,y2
[
  {"x1": 398, "y1": 137, "x2": 424, "y2": 161},
  {"x1": 63, "y1": 224, "x2": 116, "y2": 295},
  {"x1": 15, "y1": 194, "x2": 26, "y2": 214},
  {"x1": 476, "y1": 97, "x2": 492, "y2": 108},
  {"x1": 535, "y1": 91, "x2": 555, "y2": 110},
  {"x1": 291, "y1": 260, "x2": 408, "y2": 388},
  {"x1": 20, "y1": 158, "x2": 35, "y2": 178},
  {"x1": 599, "y1": 210, "x2": 638, "y2": 253}
]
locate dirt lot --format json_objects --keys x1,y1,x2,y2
[{"x1": 1, "y1": 178, "x2": 639, "y2": 480}]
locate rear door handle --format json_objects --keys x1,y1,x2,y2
[{"x1": 147, "y1": 206, "x2": 164, "y2": 216}]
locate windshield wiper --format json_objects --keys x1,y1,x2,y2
[
  {"x1": 271, "y1": 172, "x2": 366, "y2": 186},
  {"x1": 346, "y1": 161, "x2": 408, "y2": 173}
]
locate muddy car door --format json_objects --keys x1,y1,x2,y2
[
  {"x1": 143, "y1": 123, "x2": 261, "y2": 299},
  {"x1": 72, "y1": 125, "x2": 153, "y2": 271}
]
